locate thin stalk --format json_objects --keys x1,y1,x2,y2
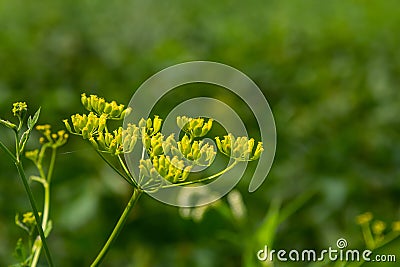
[
  {"x1": 30, "y1": 180, "x2": 49, "y2": 267},
  {"x1": 31, "y1": 147, "x2": 56, "y2": 267},
  {"x1": 90, "y1": 187, "x2": 142, "y2": 267},
  {"x1": 15, "y1": 162, "x2": 53, "y2": 267},
  {"x1": 43, "y1": 147, "x2": 56, "y2": 224},
  {"x1": 0, "y1": 140, "x2": 17, "y2": 162},
  {"x1": 117, "y1": 154, "x2": 138, "y2": 187},
  {"x1": 95, "y1": 150, "x2": 134, "y2": 186},
  {"x1": 361, "y1": 223, "x2": 375, "y2": 249},
  {"x1": 161, "y1": 160, "x2": 239, "y2": 189}
]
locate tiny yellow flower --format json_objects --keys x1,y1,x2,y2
[
  {"x1": 36, "y1": 124, "x2": 51, "y2": 131},
  {"x1": 372, "y1": 220, "x2": 386, "y2": 235},
  {"x1": 22, "y1": 212, "x2": 36, "y2": 225},
  {"x1": 25, "y1": 149, "x2": 39, "y2": 162},
  {"x1": 392, "y1": 221, "x2": 400, "y2": 232},
  {"x1": 12, "y1": 102, "x2": 28, "y2": 117},
  {"x1": 356, "y1": 212, "x2": 373, "y2": 225}
]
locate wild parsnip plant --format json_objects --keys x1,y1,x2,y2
[
  {"x1": 0, "y1": 103, "x2": 54, "y2": 267},
  {"x1": 17, "y1": 125, "x2": 68, "y2": 266},
  {"x1": 63, "y1": 93, "x2": 264, "y2": 266}
]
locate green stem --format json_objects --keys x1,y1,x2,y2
[
  {"x1": 31, "y1": 147, "x2": 57, "y2": 267},
  {"x1": 117, "y1": 154, "x2": 138, "y2": 187},
  {"x1": 15, "y1": 132, "x2": 20, "y2": 161},
  {"x1": 361, "y1": 223, "x2": 375, "y2": 249},
  {"x1": 95, "y1": 150, "x2": 134, "y2": 186},
  {"x1": 0, "y1": 140, "x2": 17, "y2": 162},
  {"x1": 161, "y1": 160, "x2": 239, "y2": 189},
  {"x1": 90, "y1": 187, "x2": 142, "y2": 267},
  {"x1": 15, "y1": 161, "x2": 54, "y2": 267},
  {"x1": 30, "y1": 180, "x2": 49, "y2": 267}
]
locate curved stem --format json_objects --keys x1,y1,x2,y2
[
  {"x1": 31, "y1": 147, "x2": 56, "y2": 267},
  {"x1": 161, "y1": 160, "x2": 239, "y2": 189},
  {"x1": 15, "y1": 162, "x2": 54, "y2": 267},
  {"x1": 90, "y1": 187, "x2": 142, "y2": 267}
]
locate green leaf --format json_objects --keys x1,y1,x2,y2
[
  {"x1": 28, "y1": 107, "x2": 41, "y2": 130},
  {"x1": 12, "y1": 238, "x2": 27, "y2": 264},
  {"x1": 0, "y1": 118, "x2": 17, "y2": 130},
  {"x1": 45, "y1": 220, "x2": 53, "y2": 237}
]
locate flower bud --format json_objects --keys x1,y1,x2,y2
[
  {"x1": 108, "y1": 139, "x2": 117, "y2": 154},
  {"x1": 177, "y1": 116, "x2": 190, "y2": 131},
  {"x1": 139, "y1": 160, "x2": 150, "y2": 177},
  {"x1": 63, "y1": 119, "x2": 72, "y2": 133},
  {"x1": 81, "y1": 127, "x2": 90, "y2": 139},
  {"x1": 120, "y1": 107, "x2": 132, "y2": 119},
  {"x1": 81, "y1": 93, "x2": 91, "y2": 111},
  {"x1": 146, "y1": 118, "x2": 152, "y2": 129},
  {"x1": 25, "y1": 149, "x2": 39, "y2": 162},
  {"x1": 153, "y1": 144, "x2": 163, "y2": 156},
  {"x1": 153, "y1": 115, "x2": 162, "y2": 133},
  {"x1": 104, "y1": 103, "x2": 112, "y2": 114},
  {"x1": 110, "y1": 101, "x2": 121, "y2": 117},
  {"x1": 97, "y1": 98, "x2": 106, "y2": 114},
  {"x1": 105, "y1": 132, "x2": 113, "y2": 146},
  {"x1": 98, "y1": 114, "x2": 107, "y2": 132},
  {"x1": 251, "y1": 142, "x2": 264, "y2": 160},
  {"x1": 89, "y1": 137, "x2": 98, "y2": 149},
  {"x1": 90, "y1": 95, "x2": 98, "y2": 112},
  {"x1": 97, "y1": 132, "x2": 106, "y2": 149}
]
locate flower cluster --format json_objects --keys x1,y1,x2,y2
[
  {"x1": 356, "y1": 212, "x2": 400, "y2": 250},
  {"x1": 36, "y1": 125, "x2": 69, "y2": 146},
  {"x1": 139, "y1": 116, "x2": 162, "y2": 136},
  {"x1": 25, "y1": 125, "x2": 69, "y2": 166},
  {"x1": 63, "y1": 97, "x2": 138, "y2": 155},
  {"x1": 177, "y1": 116, "x2": 213, "y2": 138},
  {"x1": 15, "y1": 211, "x2": 42, "y2": 234},
  {"x1": 139, "y1": 155, "x2": 192, "y2": 186},
  {"x1": 215, "y1": 134, "x2": 263, "y2": 161},
  {"x1": 12, "y1": 102, "x2": 28, "y2": 117},
  {"x1": 93, "y1": 124, "x2": 139, "y2": 155},
  {"x1": 63, "y1": 112, "x2": 107, "y2": 139},
  {"x1": 81, "y1": 93, "x2": 131, "y2": 119},
  {"x1": 64, "y1": 94, "x2": 265, "y2": 191},
  {"x1": 177, "y1": 135, "x2": 215, "y2": 166}
]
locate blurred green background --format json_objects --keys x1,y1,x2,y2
[{"x1": 1, "y1": 0, "x2": 399, "y2": 266}]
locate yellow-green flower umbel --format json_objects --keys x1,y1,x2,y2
[
  {"x1": 215, "y1": 134, "x2": 263, "y2": 161},
  {"x1": 177, "y1": 116, "x2": 213, "y2": 138}
]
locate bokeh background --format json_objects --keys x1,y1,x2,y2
[{"x1": 1, "y1": 1, "x2": 399, "y2": 266}]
